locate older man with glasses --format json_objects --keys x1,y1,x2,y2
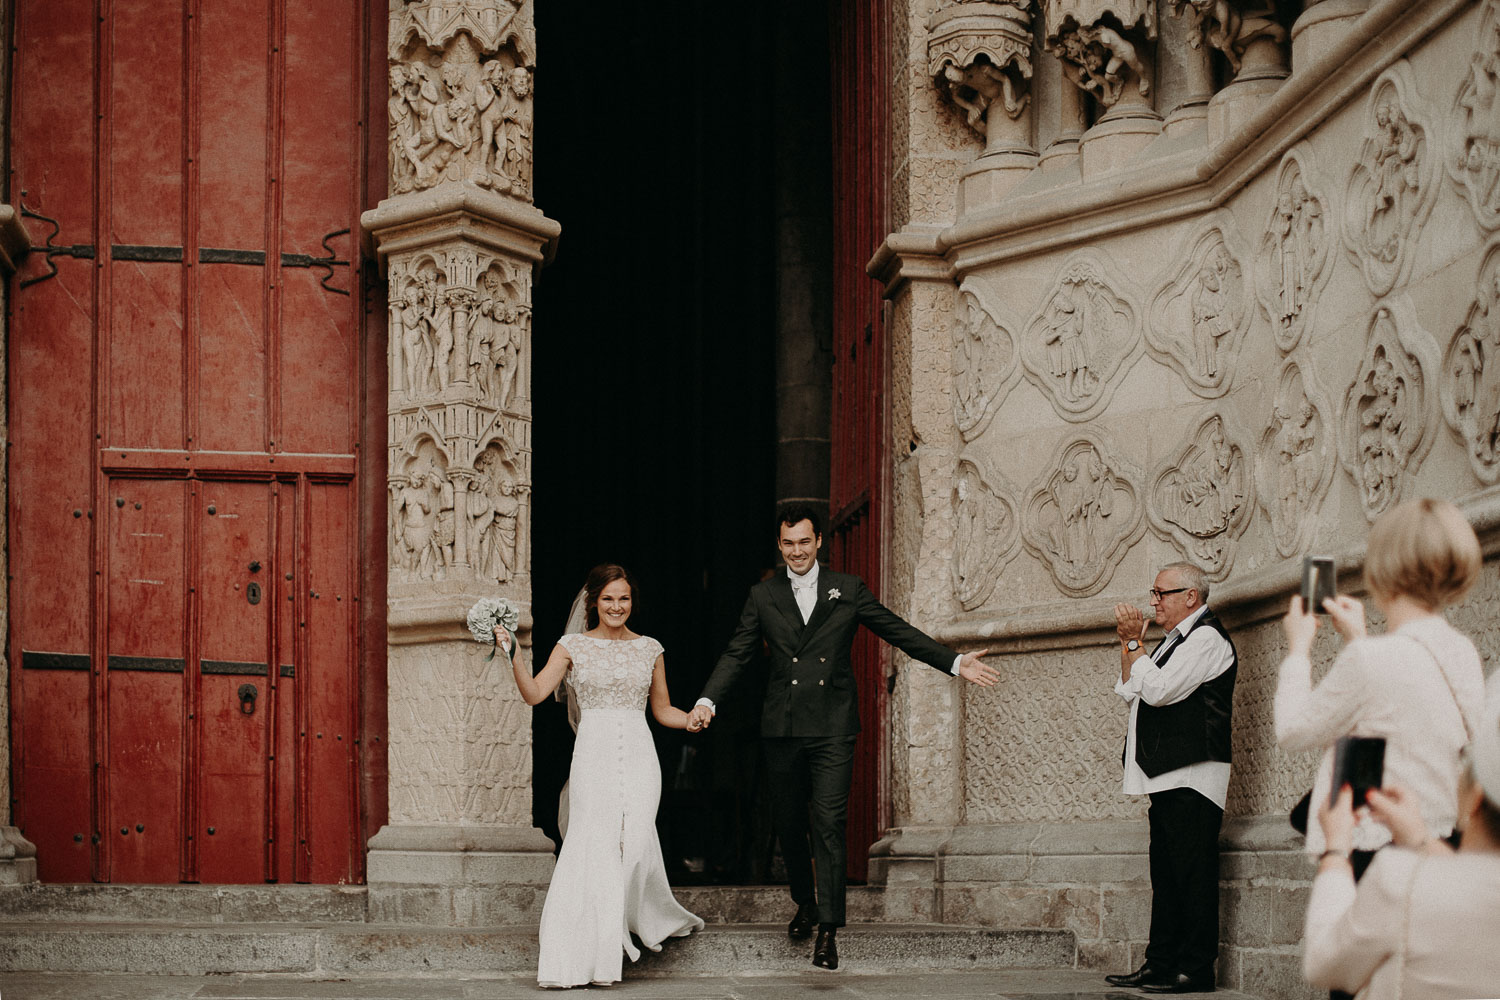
[{"x1": 1105, "y1": 562, "x2": 1238, "y2": 994}]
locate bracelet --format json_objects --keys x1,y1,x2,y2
[{"x1": 1319, "y1": 847, "x2": 1352, "y2": 863}]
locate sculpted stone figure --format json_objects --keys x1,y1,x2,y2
[
  {"x1": 1189, "y1": 255, "x2": 1232, "y2": 380},
  {"x1": 1149, "y1": 414, "x2": 1252, "y2": 578},
  {"x1": 1450, "y1": 0, "x2": 1500, "y2": 230},
  {"x1": 1257, "y1": 146, "x2": 1331, "y2": 353},
  {"x1": 392, "y1": 469, "x2": 447, "y2": 578},
  {"x1": 1022, "y1": 251, "x2": 1140, "y2": 421},
  {"x1": 1042, "y1": 0, "x2": 1156, "y2": 110},
  {"x1": 1044, "y1": 289, "x2": 1093, "y2": 404},
  {"x1": 1272, "y1": 398, "x2": 1319, "y2": 528},
  {"x1": 1443, "y1": 245, "x2": 1500, "y2": 482},
  {"x1": 1022, "y1": 433, "x2": 1144, "y2": 597},
  {"x1": 400, "y1": 283, "x2": 434, "y2": 396}
]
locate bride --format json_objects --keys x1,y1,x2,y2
[{"x1": 503, "y1": 563, "x2": 704, "y2": 987}]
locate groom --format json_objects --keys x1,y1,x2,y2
[{"x1": 687, "y1": 505, "x2": 998, "y2": 970}]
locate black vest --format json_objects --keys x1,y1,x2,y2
[{"x1": 1133, "y1": 608, "x2": 1237, "y2": 779}]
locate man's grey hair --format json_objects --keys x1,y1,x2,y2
[{"x1": 1161, "y1": 561, "x2": 1209, "y2": 603}]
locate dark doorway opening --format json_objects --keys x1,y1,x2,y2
[{"x1": 531, "y1": 2, "x2": 833, "y2": 885}]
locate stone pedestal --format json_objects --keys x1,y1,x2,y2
[{"x1": 1291, "y1": 0, "x2": 1371, "y2": 68}]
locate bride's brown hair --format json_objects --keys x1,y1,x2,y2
[{"x1": 584, "y1": 563, "x2": 638, "y2": 629}]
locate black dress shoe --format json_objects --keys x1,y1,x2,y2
[
  {"x1": 1104, "y1": 962, "x2": 1169, "y2": 988},
  {"x1": 812, "y1": 927, "x2": 839, "y2": 971},
  {"x1": 1140, "y1": 971, "x2": 1216, "y2": 994},
  {"x1": 787, "y1": 904, "x2": 817, "y2": 940}
]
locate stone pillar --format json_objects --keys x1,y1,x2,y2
[
  {"x1": 0, "y1": 204, "x2": 37, "y2": 886},
  {"x1": 773, "y1": 0, "x2": 833, "y2": 513},
  {"x1": 1291, "y1": 0, "x2": 1371, "y2": 68},
  {"x1": 1201, "y1": 2, "x2": 1291, "y2": 141},
  {"x1": 1158, "y1": 2, "x2": 1213, "y2": 135},
  {"x1": 362, "y1": 0, "x2": 558, "y2": 925}
]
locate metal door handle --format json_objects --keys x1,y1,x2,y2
[{"x1": 238, "y1": 683, "x2": 258, "y2": 715}]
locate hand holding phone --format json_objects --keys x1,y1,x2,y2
[
  {"x1": 1302, "y1": 556, "x2": 1336, "y2": 615},
  {"x1": 1330, "y1": 735, "x2": 1386, "y2": 808}
]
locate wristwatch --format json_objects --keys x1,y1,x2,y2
[{"x1": 1126, "y1": 640, "x2": 1140, "y2": 652}]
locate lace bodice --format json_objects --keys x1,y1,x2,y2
[{"x1": 558, "y1": 634, "x2": 662, "y2": 711}]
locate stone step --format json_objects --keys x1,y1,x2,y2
[
  {"x1": 0, "y1": 882, "x2": 885, "y2": 926},
  {"x1": 0, "y1": 921, "x2": 1076, "y2": 976}
]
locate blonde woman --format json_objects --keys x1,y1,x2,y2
[{"x1": 1278, "y1": 498, "x2": 1486, "y2": 867}]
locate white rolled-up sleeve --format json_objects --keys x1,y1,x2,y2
[{"x1": 1129, "y1": 628, "x2": 1234, "y2": 707}]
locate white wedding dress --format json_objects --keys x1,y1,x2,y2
[{"x1": 536, "y1": 633, "x2": 703, "y2": 988}]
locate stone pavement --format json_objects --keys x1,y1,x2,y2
[{"x1": 0, "y1": 970, "x2": 1240, "y2": 1000}]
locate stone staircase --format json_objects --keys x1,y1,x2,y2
[{"x1": 0, "y1": 884, "x2": 1077, "y2": 975}]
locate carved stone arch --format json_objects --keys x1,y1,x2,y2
[
  {"x1": 1448, "y1": 0, "x2": 1500, "y2": 232},
  {"x1": 1441, "y1": 239, "x2": 1500, "y2": 483},
  {"x1": 1146, "y1": 409, "x2": 1253, "y2": 581},
  {"x1": 1019, "y1": 249, "x2": 1143, "y2": 422},
  {"x1": 1339, "y1": 296, "x2": 1442, "y2": 520},
  {"x1": 1020, "y1": 430, "x2": 1145, "y2": 598},
  {"x1": 1342, "y1": 61, "x2": 1441, "y2": 298},
  {"x1": 1255, "y1": 142, "x2": 1334, "y2": 355},
  {"x1": 1255, "y1": 356, "x2": 1337, "y2": 558},
  {"x1": 952, "y1": 281, "x2": 1022, "y2": 440},
  {"x1": 1146, "y1": 213, "x2": 1253, "y2": 397},
  {"x1": 950, "y1": 454, "x2": 1022, "y2": 611}
]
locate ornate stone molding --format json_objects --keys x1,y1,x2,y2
[
  {"x1": 1255, "y1": 357, "x2": 1337, "y2": 558},
  {"x1": 1146, "y1": 214, "x2": 1252, "y2": 397},
  {"x1": 1019, "y1": 249, "x2": 1143, "y2": 422},
  {"x1": 1339, "y1": 296, "x2": 1441, "y2": 520},
  {"x1": 951, "y1": 455, "x2": 1022, "y2": 611},
  {"x1": 1255, "y1": 143, "x2": 1334, "y2": 355},
  {"x1": 1442, "y1": 240, "x2": 1500, "y2": 484},
  {"x1": 928, "y1": 2, "x2": 1035, "y2": 145},
  {"x1": 1041, "y1": 0, "x2": 1158, "y2": 111},
  {"x1": 1146, "y1": 410, "x2": 1253, "y2": 579},
  {"x1": 952, "y1": 284, "x2": 1021, "y2": 440},
  {"x1": 1341, "y1": 61, "x2": 1440, "y2": 297},
  {"x1": 1021, "y1": 430, "x2": 1145, "y2": 597},
  {"x1": 388, "y1": 0, "x2": 534, "y2": 198},
  {"x1": 1448, "y1": 0, "x2": 1500, "y2": 232}
]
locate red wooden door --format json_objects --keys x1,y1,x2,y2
[
  {"x1": 8, "y1": 0, "x2": 373, "y2": 884},
  {"x1": 830, "y1": 0, "x2": 890, "y2": 884}
]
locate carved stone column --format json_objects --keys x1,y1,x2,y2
[
  {"x1": 928, "y1": 1, "x2": 1037, "y2": 209},
  {"x1": 1166, "y1": 1, "x2": 1289, "y2": 140},
  {"x1": 1291, "y1": 0, "x2": 1371, "y2": 68},
  {"x1": 1043, "y1": 0, "x2": 1163, "y2": 177},
  {"x1": 0, "y1": 205, "x2": 37, "y2": 885},
  {"x1": 362, "y1": 0, "x2": 558, "y2": 925},
  {"x1": 1158, "y1": 1, "x2": 1213, "y2": 134}
]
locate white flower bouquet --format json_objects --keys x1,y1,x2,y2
[{"x1": 467, "y1": 597, "x2": 521, "y2": 663}]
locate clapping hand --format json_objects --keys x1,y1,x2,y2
[
  {"x1": 1113, "y1": 604, "x2": 1147, "y2": 644},
  {"x1": 958, "y1": 650, "x2": 999, "y2": 687}
]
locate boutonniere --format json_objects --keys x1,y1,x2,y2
[{"x1": 827, "y1": 587, "x2": 841, "y2": 601}]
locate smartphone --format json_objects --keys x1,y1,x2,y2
[
  {"x1": 1329, "y1": 735, "x2": 1386, "y2": 808},
  {"x1": 1302, "y1": 555, "x2": 1336, "y2": 614}
]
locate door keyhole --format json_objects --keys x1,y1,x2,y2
[
  {"x1": 238, "y1": 684, "x2": 258, "y2": 715},
  {"x1": 246, "y1": 581, "x2": 262, "y2": 605}
]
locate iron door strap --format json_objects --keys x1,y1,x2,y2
[{"x1": 17, "y1": 204, "x2": 351, "y2": 295}]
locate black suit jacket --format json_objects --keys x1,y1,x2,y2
[{"x1": 701, "y1": 566, "x2": 959, "y2": 738}]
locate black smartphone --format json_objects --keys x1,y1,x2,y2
[
  {"x1": 1302, "y1": 555, "x2": 1336, "y2": 614},
  {"x1": 1329, "y1": 735, "x2": 1386, "y2": 808}
]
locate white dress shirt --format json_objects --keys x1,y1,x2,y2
[
  {"x1": 696, "y1": 564, "x2": 962, "y2": 713},
  {"x1": 1114, "y1": 604, "x2": 1235, "y2": 809}
]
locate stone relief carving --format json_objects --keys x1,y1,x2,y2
[
  {"x1": 468, "y1": 444, "x2": 526, "y2": 584},
  {"x1": 951, "y1": 456, "x2": 1022, "y2": 611},
  {"x1": 1147, "y1": 412, "x2": 1253, "y2": 579},
  {"x1": 1255, "y1": 359, "x2": 1336, "y2": 558},
  {"x1": 952, "y1": 286, "x2": 1020, "y2": 440},
  {"x1": 1146, "y1": 216, "x2": 1252, "y2": 397},
  {"x1": 390, "y1": 437, "x2": 457, "y2": 582},
  {"x1": 1167, "y1": 1, "x2": 1286, "y2": 78},
  {"x1": 1442, "y1": 241, "x2": 1500, "y2": 484},
  {"x1": 928, "y1": 2, "x2": 1034, "y2": 143},
  {"x1": 1255, "y1": 144, "x2": 1334, "y2": 354},
  {"x1": 1449, "y1": 0, "x2": 1500, "y2": 232},
  {"x1": 1041, "y1": 0, "x2": 1157, "y2": 110},
  {"x1": 1342, "y1": 62, "x2": 1440, "y2": 298},
  {"x1": 1019, "y1": 250, "x2": 1142, "y2": 422},
  {"x1": 1339, "y1": 297, "x2": 1441, "y2": 520},
  {"x1": 389, "y1": 2, "x2": 534, "y2": 197},
  {"x1": 1021, "y1": 432, "x2": 1145, "y2": 598}
]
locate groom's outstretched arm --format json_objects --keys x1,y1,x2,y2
[
  {"x1": 854, "y1": 579, "x2": 998, "y2": 686},
  {"x1": 694, "y1": 590, "x2": 765, "y2": 718}
]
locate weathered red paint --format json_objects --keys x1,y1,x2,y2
[{"x1": 8, "y1": 0, "x2": 377, "y2": 884}]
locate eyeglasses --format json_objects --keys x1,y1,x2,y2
[{"x1": 1150, "y1": 587, "x2": 1190, "y2": 600}]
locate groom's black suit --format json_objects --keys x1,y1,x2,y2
[{"x1": 700, "y1": 565, "x2": 959, "y2": 926}]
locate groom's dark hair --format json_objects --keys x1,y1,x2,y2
[
  {"x1": 777, "y1": 503, "x2": 824, "y2": 539},
  {"x1": 583, "y1": 563, "x2": 638, "y2": 629}
]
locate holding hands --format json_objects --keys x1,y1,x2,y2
[{"x1": 686, "y1": 704, "x2": 713, "y2": 732}]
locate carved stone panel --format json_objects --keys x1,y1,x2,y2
[
  {"x1": 1342, "y1": 62, "x2": 1440, "y2": 298},
  {"x1": 951, "y1": 456, "x2": 1022, "y2": 611},
  {"x1": 1255, "y1": 144, "x2": 1334, "y2": 354},
  {"x1": 1441, "y1": 241, "x2": 1500, "y2": 484},
  {"x1": 388, "y1": 1, "x2": 535, "y2": 198},
  {"x1": 1339, "y1": 297, "x2": 1442, "y2": 521},
  {"x1": 952, "y1": 285, "x2": 1020, "y2": 440},
  {"x1": 1255, "y1": 358, "x2": 1336, "y2": 558},
  {"x1": 1146, "y1": 215, "x2": 1252, "y2": 397},
  {"x1": 1147, "y1": 411, "x2": 1253, "y2": 579},
  {"x1": 1019, "y1": 250, "x2": 1143, "y2": 422},
  {"x1": 1021, "y1": 432, "x2": 1145, "y2": 598},
  {"x1": 390, "y1": 436, "x2": 457, "y2": 583},
  {"x1": 1448, "y1": 0, "x2": 1500, "y2": 232}
]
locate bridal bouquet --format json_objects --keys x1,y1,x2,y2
[{"x1": 467, "y1": 597, "x2": 521, "y2": 663}]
